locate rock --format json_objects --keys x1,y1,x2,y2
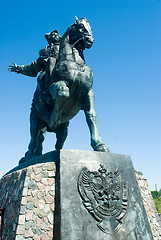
[
  {"x1": 25, "y1": 210, "x2": 33, "y2": 221},
  {"x1": 35, "y1": 174, "x2": 42, "y2": 182},
  {"x1": 44, "y1": 196, "x2": 53, "y2": 204},
  {"x1": 18, "y1": 215, "x2": 25, "y2": 225},
  {"x1": 41, "y1": 232, "x2": 49, "y2": 240},
  {"x1": 47, "y1": 213, "x2": 53, "y2": 224},
  {"x1": 16, "y1": 225, "x2": 25, "y2": 235},
  {"x1": 24, "y1": 230, "x2": 34, "y2": 238},
  {"x1": 33, "y1": 235, "x2": 41, "y2": 240},
  {"x1": 37, "y1": 183, "x2": 45, "y2": 190},
  {"x1": 47, "y1": 178, "x2": 55, "y2": 186},
  {"x1": 34, "y1": 167, "x2": 42, "y2": 175}
]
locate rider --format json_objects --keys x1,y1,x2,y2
[
  {"x1": 9, "y1": 29, "x2": 70, "y2": 130},
  {"x1": 9, "y1": 29, "x2": 61, "y2": 100},
  {"x1": 9, "y1": 30, "x2": 68, "y2": 161}
]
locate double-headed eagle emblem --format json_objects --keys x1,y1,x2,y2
[{"x1": 77, "y1": 165, "x2": 128, "y2": 235}]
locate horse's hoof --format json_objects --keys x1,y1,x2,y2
[
  {"x1": 19, "y1": 157, "x2": 27, "y2": 165},
  {"x1": 94, "y1": 143, "x2": 110, "y2": 152}
]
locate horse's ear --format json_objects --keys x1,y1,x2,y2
[{"x1": 75, "y1": 16, "x2": 79, "y2": 24}]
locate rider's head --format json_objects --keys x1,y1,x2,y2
[{"x1": 45, "y1": 30, "x2": 61, "y2": 45}]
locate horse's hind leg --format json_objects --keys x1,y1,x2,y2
[
  {"x1": 19, "y1": 111, "x2": 46, "y2": 164},
  {"x1": 82, "y1": 89, "x2": 109, "y2": 152},
  {"x1": 55, "y1": 121, "x2": 69, "y2": 150},
  {"x1": 34, "y1": 126, "x2": 47, "y2": 156},
  {"x1": 28, "y1": 111, "x2": 47, "y2": 156}
]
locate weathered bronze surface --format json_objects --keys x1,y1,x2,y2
[{"x1": 9, "y1": 17, "x2": 109, "y2": 164}]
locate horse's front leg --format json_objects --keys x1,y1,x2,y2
[
  {"x1": 82, "y1": 89, "x2": 109, "y2": 152},
  {"x1": 55, "y1": 121, "x2": 69, "y2": 150}
]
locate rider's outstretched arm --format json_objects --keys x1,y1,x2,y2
[{"x1": 8, "y1": 57, "x2": 44, "y2": 77}]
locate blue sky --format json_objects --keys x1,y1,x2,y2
[{"x1": 0, "y1": 0, "x2": 160, "y2": 190}]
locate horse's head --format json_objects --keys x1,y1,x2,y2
[{"x1": 69, "y1": 17, "x2": 94, "y2": 50}]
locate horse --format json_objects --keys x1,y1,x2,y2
[{"x1": 19, "y1": 17, "x2": 109, "y2": 164}]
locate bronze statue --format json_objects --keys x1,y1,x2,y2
[{"x1": 9, "y1": 17, "x2": 109, "y2": 164}]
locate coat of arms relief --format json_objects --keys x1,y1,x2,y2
[{"x1": 78, "y1": 164, "x2": 128, "y2": 235}]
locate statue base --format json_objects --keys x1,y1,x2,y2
[
  {"x1": 55, "y1": 150, "x2": 153, "y2": 240},
  {"x1": 0, "y1": 150, "x2": 153, "y2": 240}
]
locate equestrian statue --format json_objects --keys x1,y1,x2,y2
[{"x1": 9, "y1": 17, "x2": 109, "y2": 164}]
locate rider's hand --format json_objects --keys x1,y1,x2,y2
[{"x1": 8, "y1": 62, "x2": 22, "y2": 74}]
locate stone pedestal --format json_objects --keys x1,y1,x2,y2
[
  {"x1": 0, "y1": 150, "x2": 154, "y2": 240},
  {"x1": 0, "y1": 151, "x2": 58, "y2": 240},
  {"x1": 55, "y1": 150, "x2": 153, "y2": 240}
]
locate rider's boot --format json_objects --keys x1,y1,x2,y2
[{"x1": 49, "y1": 81, "x2": 69, "y2": 129}]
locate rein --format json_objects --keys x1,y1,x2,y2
[{"x1": 71, "y1": 36, "x2": 83, "y2": 49}]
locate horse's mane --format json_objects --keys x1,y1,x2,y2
[
  {"x1": 61, "y1": 17, "x2": 88, "y2": 42},
  {"x1": 61, "y1": 23, "x2": 74, "y2": 41}
]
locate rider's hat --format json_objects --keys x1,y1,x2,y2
[{"x1": 45, "y1": 30, "x2": 61, "y2": 44}]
